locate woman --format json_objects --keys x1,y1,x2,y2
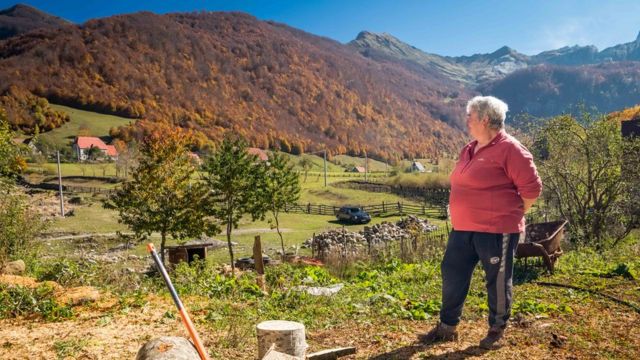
[{"x1": 420, "y1": 96, "x2": 542, "y2": 349}]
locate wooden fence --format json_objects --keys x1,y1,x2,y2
[
  {"x1": 333, "y1": 180, "x2": 450, "y2": 206},
  {"x1": 284, "y1": 201, "x2": 447, "y2": 218},
  {"x1": 18, "y1": 177, "x2": 116, "y2": 195}
]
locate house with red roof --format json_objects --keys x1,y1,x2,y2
[
  {"x1": 73, "y1": 136, "x2": 118, "y2": 161},
  {"x1": 247, "y1": 147, "x2": 269, "y2": 161}
]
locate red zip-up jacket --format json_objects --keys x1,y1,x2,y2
[{"x1": 449, "y1": 130, "x2": 542, "y2": 234}]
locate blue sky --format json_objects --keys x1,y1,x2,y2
[{"x1": 3, "y1": 0, "x2": 640, "y2": 56}]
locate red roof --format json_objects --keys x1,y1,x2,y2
[
  {"x1": 247, "y1": 148, "x2": 269, "y2": 161},
  {"x1": 75, "y1": 136, "x2": 108, "y2": 150},
  {"x1": 105, "y1": 145, "x2": 118, "y2": 157},
  {"x1": 75, "y1": 137, "x2": 118, "y2": 156}
]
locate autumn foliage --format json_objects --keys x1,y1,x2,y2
[{"x1": 0, "y1": 11, "x2": 470, "y2": 161}]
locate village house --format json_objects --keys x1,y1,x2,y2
[
  {"x1": 73, "y1": 136, "x2": 118, "y2": 161},
  {"x1": 410, "y1": 161, "x2": 426, "y2": 173},
  {"x1": 347, "y1": 166, "x2": 366, "y2": 173},
  {"x1": 247, "y1": 147, "x2": 269, "y2": 161}
]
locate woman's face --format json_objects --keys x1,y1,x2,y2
[{"x1": 466, "y1": 110, "x2": 488, "y2": 140}]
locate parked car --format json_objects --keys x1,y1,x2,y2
[{"x1": 336, "y1": 206, "x2": 371, "y2": 224}]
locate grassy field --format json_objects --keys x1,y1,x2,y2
[
  {"x1": 42, "y1": 172, "x2": 432, "y2": 262},
  {"x1": 40, "y1": 104, "x2": 135, "y2": 147},
  {"x1": 27, "y1": 162, "x2": 118, "y2": 178},
  {"x1": 279, "y1": 153, "x2": 344, "y2": 172},
  {"x1": 333, "y1": 154, "x2": 390, "y2": 172}
]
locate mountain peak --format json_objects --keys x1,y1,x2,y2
[
  {"x1": 636, "y1": 30, "x2": 640, "y2": 42},
  {"x1": 355, "y1": 30, "x2": 374, "y2": 41},
  {"x1": 354, "y1": 31, "x2": 400, "y2": 43},
  {"x1": 0, "y1": 3, "x2": 51, "y2": 17},
  {"x1": 492, "y1": 45, "x2": 517, "y2": 57},
  {"x1": 0, "y1": 3, "x2": 69, "y2": 40}
]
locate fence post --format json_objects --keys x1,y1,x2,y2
[
  {"x1": 382, "y1": 201, "x2": 385, "y2": 213},
  {"x1": 307, "y1": 203, "x2": 311, "y2": 214},
  {"x1": 253, "y1": 236, "x2": 266, "y2": 292}
]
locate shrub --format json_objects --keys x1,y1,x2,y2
[
  {"x1": 0, "y1": 182, "x2": 47, "y2": 263},
  {"x1": 0, "y1": 284, "x2": 73, "y2": 321}
]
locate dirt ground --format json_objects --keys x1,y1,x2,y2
[{"x1": 1, "y1": 292, "x2": 639, "y2": 360}]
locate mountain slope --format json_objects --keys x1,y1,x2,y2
[
  {"x1": 351, "y1": 30, "x2": 640, "y2": 117},
  {"x1": 0, "y1": 11, "x2": 470, "y2": 161},
  {"x1": 348, "y1": 31, "x2": 473, "y2": 84},
  {"x1": 0, "y1": 4, "x2": 69, "y2": 39},
  {"x1": 480, "y1": 63, "x2": 640, "y2": 117}
]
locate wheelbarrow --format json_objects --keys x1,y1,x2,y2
[{"x1": 516, "y1": 220, "x2": 568, "y2": 274}]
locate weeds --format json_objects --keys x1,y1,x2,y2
[
  {"x1": 53, "y1": 338, "x2": 89, "y2": 359},
  {"x1": 0, "y1": 284, "x2": 73, "y2": 321}
]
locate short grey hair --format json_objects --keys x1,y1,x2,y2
[{"x1": 466, "y1": 96, "x2": 508, "y2": 130}]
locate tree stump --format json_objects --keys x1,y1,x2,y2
[
  {"x1": 256, "y1": 320, "x2": 307, "y2": 359},
  {"x1": 136, "y1": 336, "x2": 200, "y2": 360}
]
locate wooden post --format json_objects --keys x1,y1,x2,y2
[
  {"x1": 56, "y1": 151, "x2": 65, "y2": 217},
  {"x1": 323, "y1": 150, "x2": 327, "y2": 187},
  {"x1": 311, "y1": 233, "x2": 315, "y2": 258},
  {"x1": 253, "y1": 236, "x2": 266, "y2": 292}
]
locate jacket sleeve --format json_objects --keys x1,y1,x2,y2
[{"x1": 505, "y1": 143, "x2": 542, "y2": 199}]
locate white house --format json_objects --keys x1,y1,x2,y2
[
  {"x1": 73, "y1": 136, "x2": 118, "y2": 161},
  {"x1": 410, "y1": 161, "x2": 426, "y2": 173}
]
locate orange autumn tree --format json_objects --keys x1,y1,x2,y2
[{"x1": 105, "y1": 127, "x2": 215, "y2": 263}]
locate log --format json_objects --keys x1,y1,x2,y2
[
  {"x1": 257, "y1": 320, "x2": 307, "y2": 359},
  {"x1": 307, "y1": 347, "x2": 357, "y2": 360}
]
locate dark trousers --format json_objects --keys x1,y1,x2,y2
[{"x1": 440, "y1": 230, "x2": 519, "y2": 328}]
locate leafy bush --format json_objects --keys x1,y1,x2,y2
[
  {"x1": 0, "y1": 182, "x2": 47, "y2": 263},
  {"x1": 0, "y1": 284, "x2": 73, "y2": 321},
  {"x1": 532, "y1": 112, "x2": 640, "y2": 248}
]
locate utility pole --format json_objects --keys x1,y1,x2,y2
[
  {"x1": 56, "y1": 151, "x2": 65, "y2": 217},
  {"x1": 365, "y1": 151, "x2": 368, "y2": 182},
  {"x1": 323, "y1": 150, "x2": 327, "y2": 187}
]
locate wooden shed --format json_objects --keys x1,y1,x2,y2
[{"x1": 165, "y1": 239, "x2": 226, "y2": 265}]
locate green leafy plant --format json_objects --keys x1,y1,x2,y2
[
  {"x1": 53, "y1": 338, "x2": 89, "y2": 360},
  {"x1": 0, "y1": 284, "x2": 73, "y2": 321},
  {"x1": 202, "y1": 135, "x2": 267, "y2": 272},
  {"x1": 105, "y1": 129, "x2": 213, "y2": 263}
]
